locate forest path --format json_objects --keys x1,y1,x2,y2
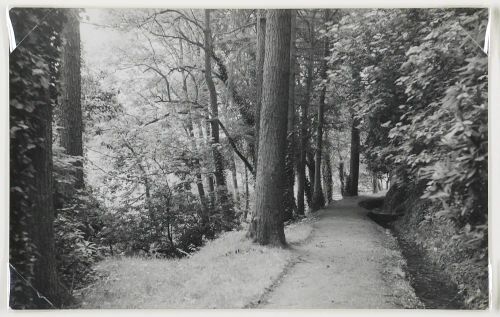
[{"x1": 259, "y1": 196, "x2": 407, "y2": 309}]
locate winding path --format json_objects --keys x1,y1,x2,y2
[{"x1": 258, "y1": 196, "x2": 416, "y2": 309}]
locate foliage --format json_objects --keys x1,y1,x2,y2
[
  {"x1": 388, "y1": 9, "x2": 488, "y2": 243},
  {"x1": 52, "y1": 146, "x2": 104, "y2": 291},
  {"x1": 325, "y1": 8, "x2": 488, "y2": 308},
  {"x1": 54, "y1": 192, "x2": 102, "y2": 291}
]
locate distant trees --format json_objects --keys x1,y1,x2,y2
[{"x1": 248, "y1": 10, "x2": 291, "y2": 246}]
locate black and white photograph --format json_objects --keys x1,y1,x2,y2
[{"x1": 7, "y1": 6, "x2": 489, "y2": 310}]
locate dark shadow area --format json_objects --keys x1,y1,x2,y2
[
  {"x1": 359, "y1": 197, "x2": 401, "y2": 225},
  {"x1": 360, "y1": 197, "x2": 465, "y2": 309}
]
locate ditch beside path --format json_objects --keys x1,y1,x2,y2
[{"x1": 259, "y1": 196, "x2": 420, "y2": 309}]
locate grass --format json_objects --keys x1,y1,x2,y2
[{"x1": 79, "y1": 218, "x2": 314, "y2": 309}]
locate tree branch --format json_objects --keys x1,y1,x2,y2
[{"x1": 208, "y1": 118, "x2": 255, "y2": 175}]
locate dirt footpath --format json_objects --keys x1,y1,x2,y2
[{"x1": 259, "y1": 196, "x2": 421, "y2": 309}]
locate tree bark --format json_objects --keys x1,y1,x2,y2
[
  {"x1": 60, "y1": 10, "x2": 83, "y2": 188},
  {"x1": 346, "y1": 117, "x2": 360, "y2": 196},
  {"x1": 248, "y1": 10, "x2": 291, "y2": 246},
  {"x1": 254, "y1": 9, "x2": 266, "y2": 169},
  {"x1": 9, "y1": 9, "x2": 73, "y2": 306},
  {"x1": 204, "y1": 9, "x2": 234, "y2": 229},
  {"x1": 296, "y1": 19, "x2": 315, "y2": 216},
  {"x1": 283, "y1": 10, "x2": 297, "y2": 222}
]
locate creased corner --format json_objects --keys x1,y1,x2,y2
[
  {"x1": 483, "y1": 9, "x2": 490, "y2": 55},
  {"x1": 6, "y1": 7, "x2": 17, "y2": 53}
]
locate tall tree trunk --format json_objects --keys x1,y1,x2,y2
[
  {"x1": 311, "y1": 25, "x2": 330, "y2": 211},
  {"x1": 248, "y1": 10, "x2": 291, "y2": 246},
  {"x1": 204, "y1": 9, "x2": 234, "y2": 229},
  {"x1": 60, "y1": 10, "x2": 83, "y2": 188},
  {"x1": 296, "y1": 19, "x2": 315, "y2": 216},
  {"x1": 322, "y1": 150, "x2": 333, "y2": 204},
  {"x1": 346, "y1": 117, "x2": 360, "y2": 196},
  {"x1": 31, "y1": 86, "x2": 71, "y2": 308},
  {"x1": 283, "y1": 10, "x2": 297, "y2": 221},
  {"x1": 254, "y1": 9, "x2": 266, "y2": 169},
  {"x1": 9, "y1": 9, "x2": 72, "y2": 307}
]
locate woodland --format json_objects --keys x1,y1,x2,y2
[{"x1": 9, "y1": 8, "x2": 488, "y2": 309}]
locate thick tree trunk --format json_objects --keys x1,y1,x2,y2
[
  {"x1": 204, "y1": 10, "x2": 234, "y2": 229},
  {"x1": 296, "y1": 22, "x2": 315, "y2": 216},
  {"x1": 283, "y1": 10, "x2": 296, "y2": 221},
  {"x1": 9, "y1": 9, "x2": 73, "y2": 308},
  {"x1": 254, "y1": 9, "x2": 266, "y2": 169},
  {"x1": 248, "y1": 10, "x2": 291, "y2": 246},
  {"x1": 31, "y1": 91, "x2": 71, "y2": 308},
  {"x1": 60, "y1": 10, "x2": 83, "y2": 188},
  {"x1": 311, "y1": 32, "x2": 330, "y2": 211},
  {"x1": 346, "y1": 118, "x2": 360, "y2": 196},
  {"x1": 10, "y1": 38, "x2": 72, "y2": 309}
]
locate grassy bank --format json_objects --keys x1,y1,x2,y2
[{"x1": 79, "y1": 218, "x2": 314, "y2": 309}]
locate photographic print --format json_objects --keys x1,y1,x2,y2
[{"x1": 8, "y1": 7, "x2": 488, "y2": 309}]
